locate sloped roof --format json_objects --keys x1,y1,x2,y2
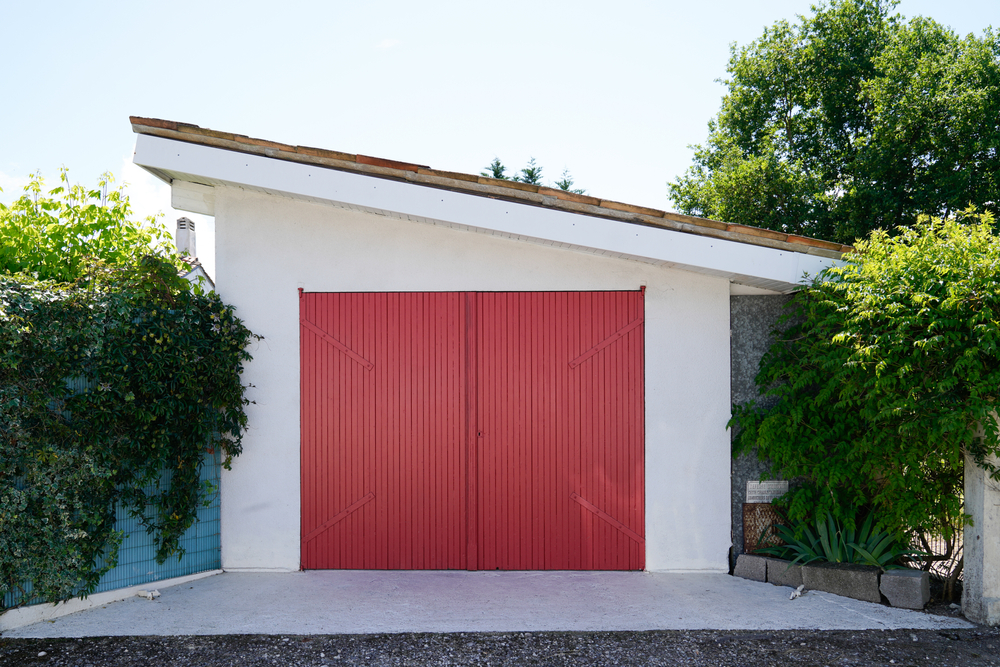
[
  {"x1": 178, "y1": 256, "x2": 214, "y2": 291},
  {"x1": 129, "y1": 117, "x2": 850, "y2": 261}
]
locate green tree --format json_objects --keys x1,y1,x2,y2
[
  {"x1": 731, "y1": 210, "x2": 1000, "y2": 573},
  {"x1": 481, "y1": 158, "x2": 510, "y2": 181},
  {"x1": 669, "y1": 0, "x2": 1000, "y2": 245},
  {"x1": 0, "y1": 170, "x2": 178, "y2": 283},
  {"x1": 516, "y1": 157, "x2": 544, "y2": 185},
  {"x1": 555, "y1": 169, "x2": 587, "y2": 195},
  {"x1": 481, "y1": 158, "x2": 587, "y2": 194}
]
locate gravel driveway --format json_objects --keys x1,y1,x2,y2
[{"x1": 3, "y1": 626, "x2": 999, "y2": 666}]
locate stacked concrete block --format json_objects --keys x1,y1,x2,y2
[
  {"x1": 801, "y1": 563, "x2": 882, "y2": 603},
  {"x1": 963, "y1": 452, "x2": 1000, "y2": 626},
  {"x1": 766, "y1": 558, "x2": 804, "y2": 588},
  {"x1": 735, "y1": 554, "x2": 935, "y2": 611},
  {"x1": 733, "y1": 554, "x2": 767, "y2": 582},
  {"x1": 880, "y1": 570, "x2": 930, "y2": 610},
  {"x1": 734, "y1": 554, "x2": 804, "y2": 589}
]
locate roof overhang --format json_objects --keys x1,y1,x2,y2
[{"x1": 133, "y1": 133, "x2": 840, "y2": 293}]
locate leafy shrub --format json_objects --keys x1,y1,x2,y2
[
  {"x1": 0, "y1": 174, "x2": 258, "y2": 610},
  {"x1": 732, "y1": 211, "x2": 1000, "y2": 568}
]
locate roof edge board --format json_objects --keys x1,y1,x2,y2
[
  {"x1": 130, "y1": 117, "x2": 851, "y2": 257},
  {"x1": 133, "y1": 134, "x2": 836, "y2": 291}
]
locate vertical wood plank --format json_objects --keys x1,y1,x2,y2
[{"x1": 300, "y1": 290, "x2": 644, "y2": 571}]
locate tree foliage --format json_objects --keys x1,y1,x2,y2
[
  {"x1": 0, "y1": 170, "x2": 178, "y2": 283},
  {"x1": 554, "y1": 169, "x2": 585, "y2": 195},
  {"x1": 481, "y1": 158, "x2": 586, "y2": 194},
  {"x1": 670, "y1": 0, "x2": 1000, "y2": 245},
  {"x1": 0, "y1": 175, "x2": 257, "y2": 609},
  {"x1": 731, "y1": 211, "x2": 1000, "y2": 558}
]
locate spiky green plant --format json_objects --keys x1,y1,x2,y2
[{"x1": 758, "y1": 511, "x2": 923, "y2": 570}]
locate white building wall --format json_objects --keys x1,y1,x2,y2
[{"x1": 215, "y1": 187, "x2": 732, "y2": 573}]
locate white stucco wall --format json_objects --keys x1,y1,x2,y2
[{"x1": 215, "y1": 187, "x2": 732, "y2": 573}]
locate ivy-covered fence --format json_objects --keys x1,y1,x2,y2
[
  {"x1": 3, "y1": 450, "x2": 221, "y2": 609},
  {"x1": 0, "y1": 259, "x2": 257, "y2": 612}
]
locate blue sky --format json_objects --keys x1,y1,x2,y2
[{"x1": 1, "y1": 1, "x2": 994, "y2": 276}]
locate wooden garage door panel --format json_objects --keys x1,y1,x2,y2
[
  {"x1": 300, "y1": 292, "x2": 377, "y2": 570},
  {"x1": 300, "y1": 290, "x2": 643, "y2": 571},
  {"x1": 300, "y1": 292, "x2": 467, "y2": 569},
  {"x1": 475, "y1": 292, "x2": 645, "y2": 571}
]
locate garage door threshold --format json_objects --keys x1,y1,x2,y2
[{"x1": 5, "y1": 570, "x2": 973, "y2": 637}]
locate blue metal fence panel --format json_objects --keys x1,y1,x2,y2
[
  {"x1": 95, "y1": 448, "x2": 222, "y2": 592},
  {"x1": 3, "y1": 450, "x2": 221, "y2": 609}
]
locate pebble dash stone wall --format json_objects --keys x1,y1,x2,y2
[{"x1": 729, "y1": 294, "x2": 792, "y2": 571}]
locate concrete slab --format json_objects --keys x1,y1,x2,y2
[{"x1": 3, "y1": 571, "x2": 974, "y2": 638}]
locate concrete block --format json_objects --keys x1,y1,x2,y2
[
  {"x1": 802, "y1": 563, "x2": 882, "y2": 603},
  {"x1": 766, "y1": 558, "x2": 803, "y2": 589},
  {"x1": 880, "y1": 570, "x2": 930, "y2": 609},
  {"x1": 734, "y1": 554, "x2": 767, "y2": 582}
]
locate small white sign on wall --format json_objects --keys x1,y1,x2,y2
[{"x1": 746, "y1": 480, "x2": 788, "y2": 504}]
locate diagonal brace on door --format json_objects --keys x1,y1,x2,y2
[
  {"x1": 303, "y1": 492, "x2": 375, "y2": 543},
  {"x1": 568, "y1": 315, "x2": 644, "y2": 368},
  {"x1": 571, "y1": 492, "x2": 645, "y2": 544},
  {"x1": 301, "y1": 318, "x2": 375, "y2": 370}
]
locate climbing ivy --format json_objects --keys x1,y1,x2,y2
[
  {"x1": 0, "y1": 261, "x2": 258, "y2": 608},
  {"x1": 0, "y1": 174, "x2": 258, "y2": 610},
  {"x1": 731, "y1": 211, "x2": 1000, "y2": 561}
]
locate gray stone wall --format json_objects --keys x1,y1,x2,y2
[{"x1": 730, "y1": 294, "x2": 792, "y2": 570}]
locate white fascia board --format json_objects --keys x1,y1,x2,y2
[
  {"x1": 133, "y1": 134, "x2": 834, "y2": 289},
  {"x1": 172, "y1": 180, "x2": 216, "y2": 216}
]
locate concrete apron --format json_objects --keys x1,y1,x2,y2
[{"x1": 4, "y1": 571, "x2": 974, "y2": 638}]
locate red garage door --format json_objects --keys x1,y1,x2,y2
[{"x1": 300, "y1": 291, "x2": 644, "y2": 570}]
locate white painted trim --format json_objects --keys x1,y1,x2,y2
[
  {"x1": 222, "y1": 567, "x2": 299, "y2": 573},
  {"x1": 171, "y1": 181, "x2": 216, "y2": 216},
  {"x1": 730, "y1": 282, "x2": 784, "y2": 296},
  {"x1": 133, "y1": 135, "x2": 835, "y2": 292},
  {"x1": 649, "y1": 568, "x2": 731, "y2": 574},
  {"x1": 0, "y1": 570, "x2": 222, "y2": 633}
]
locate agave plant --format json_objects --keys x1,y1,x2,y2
[
  {"x1": 756, "y1": 521, "x2": 824, "y2": 565},
  {"x1": 757, "y1": 512, "x2": 924, "y2": 570},
  {"x1": 847, "y1": 514, "x2": 924, "y2": 570}
]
